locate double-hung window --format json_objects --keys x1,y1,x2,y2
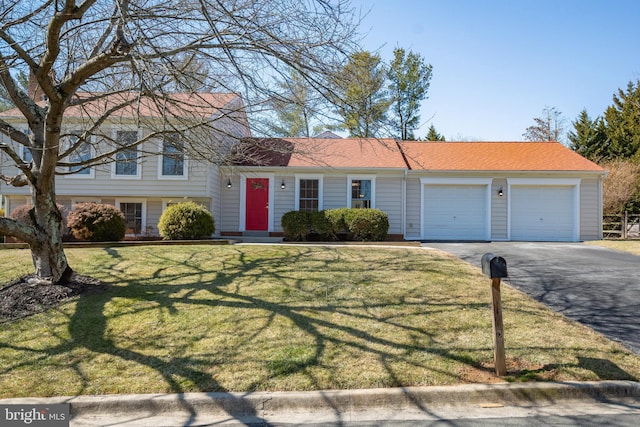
[
  {"x1": 299, "y1": 179, "x2": 319, "y2": 212},
  {"x1": 160, "y1": 132, "x2": 187, "y2": 179},
  {"x1": 295, "y1": 175, "x2": 323, "y2": 212},
  {"x1": 67, "y1": 132, "x2": 94, "y2": 177},
  {"x1": 113, "y1": 131, "x2": 140, "y2": 178},
  {"x1": 349, "y1": 177, "x2": 375, "y2": 209}
]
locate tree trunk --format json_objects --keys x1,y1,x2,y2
[{"x1": 27, "y1": 190, "x2": 73, "y2": 285}]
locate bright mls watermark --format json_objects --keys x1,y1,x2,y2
[{"x1": 1, "y1": 404, "x2": 69, "y2": 426}]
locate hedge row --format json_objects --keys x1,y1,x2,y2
[{"x1": 281, "y1": 208, "x2": 389, "y2": 242}]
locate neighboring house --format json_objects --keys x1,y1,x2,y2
[
  {"x1": 0, "y1": 92, "x2": 250, "y2": 237},
  {"x1": 220, "y1": 138, "x2": 605, "y2": 242}
]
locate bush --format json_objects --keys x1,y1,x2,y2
[
  {"x1": 158, "y1": 201, "x2": 215, "y2": 240},
  {"x1": 309, "y1": 210, "x2": 334, "y2": 240},
  {"x1": 9, "y1": 203, "x2": 67, "y2": 233},
  {"x1": 281, "y1": 208, "x2": 389, "y2": 242},
  {"x1": 324, "y1": 208, "x2": 350, "y2": 239},
  {"x1": 281, "y1": 210, "x2": 311, "y2": 241},
  {"x1": 343, "y1": 208, "x2": 389, "y2": 241},
  {"x1": 67, "y1": 202, "x2": 127, "y2": 242}
]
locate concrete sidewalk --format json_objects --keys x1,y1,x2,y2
[{"x1": 2, "y1": 381, "x2": 639, "y2": 426}]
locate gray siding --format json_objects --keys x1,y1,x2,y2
[
  {"x1": 491, "y1": 178, "x2": 508, "y2": 240},
  {"x1": 580, "y1": 177, "x2": 602, "y2": 240},
  {"x1": 273, "y1": 176, "x2": 295, "y2": 232},
  {"x1": 404, "y1": 178, "x2": 422, "y2": 240},
  {"x1": 323, "y1": 176, "x2": 347, "y2": 209},
  {"x1": 375, "y1": 177, "x2": 403, "y2": 234},
  {"x1": 220, "y1": 175, "x2": 240, "y2": 232}
]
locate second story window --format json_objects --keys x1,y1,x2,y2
[
  {"x1": 113, "y1": 131, "x2": 140, "y2": 178},
  {"x1": 160, "y1": 133, "x2": 186, "y2": 178},
  {"x1": 68, "y1": 133, "x2": 93, "y2": 177},
  {"x1": 21, "y1": 129, "x2": 33, "y2": 163}
]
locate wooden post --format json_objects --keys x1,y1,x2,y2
[
  {"x1": 491, "y1": 278, "x2": 507, "y2": 376},
  {"x1": 623, "y1": 212, "x2": 628, "y2": 239}
]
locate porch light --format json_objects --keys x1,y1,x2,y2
[
  {"x1": 281, "y1": 179, "x2": 286, "y2": 189},
  {"x1": 498, "y1": 187, "x2": 504, "y2": 197},
  {"x1": 227, "y1": 178, "x2": 232, "y2": 188}
]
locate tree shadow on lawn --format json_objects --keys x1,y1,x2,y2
[
  {"x1": 58, "y1": 246, "x2": 496, "y2": 392},
  {"x1": 4, "y1": 245, "x2": 630, "y2": 420}
]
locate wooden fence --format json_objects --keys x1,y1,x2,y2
[{"x1": 603, "y1": 213, "x2": 640, "y2": 239}]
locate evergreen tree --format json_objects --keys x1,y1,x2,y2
[
  {"x1": 267, "y1": 70, "x2": 323, "y2": 137},
  {"x1": 387, "y1": 48, "x2": 432, "y2": 140},
  {"x1": 331, "y1": 51, "x2": 391, "y2": 138},
  {"x1": 603, "y1": 80, "x2": 640, "y2": 159},
  {"x1": 568, "y1": 109, "x2": 608, "y2": 160},
  {"x1": 425, "y1": 124, "x2": 445, "y2": 141}
]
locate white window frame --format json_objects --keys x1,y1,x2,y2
[
  {"x1": 157, "y1": 134, "x2": 189, "y2": 180},
  {"x1": 115, "y1": 198, "x2": 147, "y2": 235},
  {"x1": 111, "y1": 130, "x2": 142, "y2": 179},
  {"x1": 295, "y1": 174, "x2": 324, "y2": 211},
  {"x1": 65, "y1": 133, "x2": 95, "y2": 179},
  {"x1": 347, "y1": 175, "x2": 376, "y2": 209}
]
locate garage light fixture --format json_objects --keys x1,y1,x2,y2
[
  {"x1": 498, "y1": 187, "x2": 504, "y2": 197},
  {"x1": 281, "y1": 179, "x2": 286, "y2": 189},
  {"x1": 227, "y1": 178, "x2": 232, "y2": 188}
]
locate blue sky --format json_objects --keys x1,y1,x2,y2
[{"x1": 352, "y1": 0, "x2": 640, "y2": 141}]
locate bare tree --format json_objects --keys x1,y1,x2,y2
[
  {"x1": 523, "y1": 106, "x2": 566, "y2": 142},
  {"x1": 601, "y1": 159, "x2": 640, "y2": 215},
  {"x1": 0, "y1": 0, "x2": 358, "y2": 285}
]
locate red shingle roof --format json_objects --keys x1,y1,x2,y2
[
  {"x1": 399, "y1": 141, "x2": 604, "y2": 172},
  {"x1": 233, "y1": 138, "x2": 407, "y2": 169}
]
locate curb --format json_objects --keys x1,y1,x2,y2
[{"x1": 2, "y1": 381, "x2": 638, "y2": 418}]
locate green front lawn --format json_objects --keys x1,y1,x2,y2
[{"x1": 1, "y1": 244, "x2": 638, "y2": 398}]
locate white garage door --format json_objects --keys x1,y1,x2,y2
[
  {"x1": 510, "y1": 186, "x2": 576, "y2": 241},
  {"x1": 424, "y1": 185, "x2": 488, "y2": 240}
]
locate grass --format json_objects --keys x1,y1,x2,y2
[
  {"x1": 588, "y1": 239, "x2": 640, "y2": 255},
  {"x1": 1, "y1": 244, "x2": 639, "y2": 398}
]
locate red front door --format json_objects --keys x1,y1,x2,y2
[{"x1": 246, "y1": 178, "x2": 269, "y2": 231}]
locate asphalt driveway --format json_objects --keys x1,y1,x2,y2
[{"x1": 423, "y1": 242, "x2": 640, "y2": 355}]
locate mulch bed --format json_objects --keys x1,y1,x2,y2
[{"x1": 0, "y1": 274, "x2": 109, "y2": 323}]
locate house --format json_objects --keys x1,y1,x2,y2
[
  {"x1": 1, "y1": 92, "x2": 605, "y2": 242},
  {"x1": 220, "y1": 138, "x2": 604, "y2": 242},
  {"x1": 0, "y1": 92, "x2": 250, "y2": 236}
]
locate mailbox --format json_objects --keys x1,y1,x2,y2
[{"x1": 481, "y1": 253, "x2": 508, "y2": 279}]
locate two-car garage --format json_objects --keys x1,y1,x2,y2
[{"x1": 421, "y1": 178, "x2": 580, "y2": 242}]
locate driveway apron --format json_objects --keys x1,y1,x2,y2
[{"x1": 423, "y1": 242, "x2": 640, "y2": 355}]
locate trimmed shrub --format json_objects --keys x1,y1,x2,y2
[
  {"x1": 9, "y1": 203, "x2": 67, "y2": 233},
  {"x1": 158, "y1": 201, "x2": 215, "y2": 240},
  {"x1": 281, "y1": 210, "x2": 311, "y2": 241},
  {"x1": 309, "y1": 210, "x2": 334, "y2": 240},
  {"x1": 343, "y1": 208, "x2": 389, "y2": 241},
  {"x1": 67, "y1": 202, "x2": 127, "y2": 242},
  {"x1": 324, "y1": 208, "x2": 350, "y2": 239}
]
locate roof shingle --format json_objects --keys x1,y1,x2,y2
[{"x1": 399, "y1": 141, "x2": 603, "y2": 172}]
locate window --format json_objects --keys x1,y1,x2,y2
[
  {"x1": 299, "y1": 179, "x2": 319, "y2": 212},
  {"x1": 119, "y1": 202, "x2": 143, "y2": 234},
  {"x1": 68, "y1": 134, "x2": 93, "y2": 176},
  {"x1": 21, "y1": 146, "x2": 33, "y2": 163},
  {"x1": 351, "y1": 179, "x2": 372, "y2": 208},
  {"x1": 113, "y1": 131, "x2": 140, "y2": 178},
  {"x1": 21, "y1": 129, "x2": 33, "y2": 162},
  {"x1": 160, "y1": 133, "x2": 186, "y2": 178}
]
